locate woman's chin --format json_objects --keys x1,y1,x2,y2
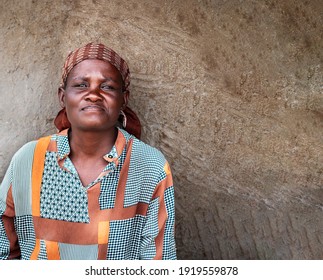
[{"x1": 73, "y1": 121, "x2": 115, "y2": 132}]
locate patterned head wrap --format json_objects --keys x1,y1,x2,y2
[{"x1": 54, "y1": 42, "x2": 141, "y2": 139}]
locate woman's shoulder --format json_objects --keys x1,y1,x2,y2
[
  {"x1": 11, "y1": 132, "x2": 56, "y2": 163},
  {"x1": 121, "y1": 129, "x2": 168, "y2": 168},
  {"x1": 133, "y1": 138, "x2": 165, "y2": 160},
  {"x1": 132, "y1": 138, "x2": 166, "y2": 163},
  {"x1": 12, "y1": 140, "x2": 38, "y2": 161}
]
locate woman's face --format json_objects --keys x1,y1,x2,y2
[{"x1": 59, "y1": 59, "x2": 128, "y2": 132}]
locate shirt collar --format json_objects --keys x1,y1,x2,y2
[{"x1": 56, "y1": 127, "x2": 131, "y2": 165}]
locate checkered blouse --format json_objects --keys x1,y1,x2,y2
[{"x1": 0, "y1": 128, "x2": 176, "y2": 260}]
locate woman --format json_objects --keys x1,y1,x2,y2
[{"x1": 0, "y1": 42, "x2": 176, "y2": 260}]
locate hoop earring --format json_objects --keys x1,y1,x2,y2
[{"x1": 120, "y1": 110, "x2": 127, "y2": 128}]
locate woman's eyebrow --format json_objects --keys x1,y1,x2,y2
[
  {"x1": 71, "y1": 76, "x2": 118, "y2": 82},
  {"x1": 102, "y1": 76, "x2": 118, "y2": 82}
]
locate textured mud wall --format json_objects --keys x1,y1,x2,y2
[{"x1": 0, "y1": 0, "x2": 322, "y2": 259}]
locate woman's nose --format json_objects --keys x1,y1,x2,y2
[{"x1": 85, "y1": 86, "x2": 103, "y2": 101}]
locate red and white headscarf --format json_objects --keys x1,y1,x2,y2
[{"x1": 54, "y1": 42, "x2": 141, "y2": 139}]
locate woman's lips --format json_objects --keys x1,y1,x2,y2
[{"x1": 81, "y1": 105, "x2": 105, "y2": 111}]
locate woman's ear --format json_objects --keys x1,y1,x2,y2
[{"x1": 58, "y1": 87, "x2": 66, "y2": 108}]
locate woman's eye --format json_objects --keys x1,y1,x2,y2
[
  {"x1": 101, "y1": 84, "x2": 114, "y2": 90},
  {"x1": 72, "y1": 83, "x2": 87, "y2": 88}
]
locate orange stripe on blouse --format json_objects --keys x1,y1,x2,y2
[
  {"x1": 164, "y1": 161, "x2": 171, "y2": 176},
  {"x1": 115, "y1": 129, "x2": 127, "y2": 157},
  {"x1": 30, "y1": 239, "x2": 41, "y2": 260},
  {"x1": 45, "y1": 240, "x2": 60, "y2": 260},
  {"x1": 31, "y1": 136, "x2": 51, "y2": 217},
  {"x1": 114, "y1": 138, "x2": 133, "y2": 210},
  {"x1": 154, "y1": 193, "x2": 167, "y2": 260},
  {"x1": 98, "y1": 221, "x2": 110, "y2": 244},
  {"x1": 47, "y1": 139, "x2": 57, "y2": 152},
  {"x1": 152, "y1": 176, "x2": 173, "y2": 200},
  {"x1": 152, "y1": 170, "x2": 171, "y2": 260}
]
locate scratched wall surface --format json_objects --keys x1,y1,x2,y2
[{"x1": 0, "y1": 0, "x2": 322, "y2": 259}]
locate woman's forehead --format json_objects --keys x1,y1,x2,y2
[{"x1": 67, "y1": 59, "x2": 123, "y2": 81}]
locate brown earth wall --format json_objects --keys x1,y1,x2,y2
[{"x1": 0, "y1": 0, "x2": 322, "y2": 259}]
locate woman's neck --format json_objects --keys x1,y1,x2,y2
[{"x1": 68, "y1": 127, "x2": 118, "y2": 159}]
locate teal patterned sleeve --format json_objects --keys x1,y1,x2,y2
[
  {"x1": 0, "y1": 159, "x2": 19, "y2": 259},
  {"x1": 140, "y1": 161, "x2": 177, "y2": 260}
]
